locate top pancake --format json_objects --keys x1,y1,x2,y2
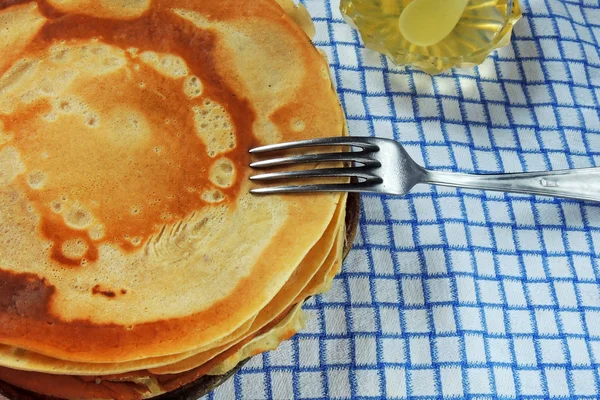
[{"x1": 0, "y1": 0, "x2": 345, "y2": 362}]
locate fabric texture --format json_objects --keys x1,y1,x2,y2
[{"x1": 204, "y1": 0, "x2": 600, "y2": 398}]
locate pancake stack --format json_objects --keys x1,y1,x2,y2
[{"x1": 0, "y1": 0, "x2": 356, "y2": 398}]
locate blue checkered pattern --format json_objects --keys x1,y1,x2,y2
[{"x1": 203, "y1": 0, "x2": 600, "y2": 398}]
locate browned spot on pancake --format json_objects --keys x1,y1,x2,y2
[
  {"x1": 40, "y1": 213, "x2": 99, "y2": 266},
  {"x1": 0, "y1": 0, "x2": 258, "y2": 267},
  {"x1": 121, "y1": 289, "x2": 127, "y2": 295},
  {"x1": 92, "y1": 285, "x2": 116, "y2": 298},
  {"x1": 0, "y1": 268, "x2": 55, "y2": 320}
]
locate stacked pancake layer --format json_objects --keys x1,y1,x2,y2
[{"x1": 0, "y1": 0, "x2": 349, "y2": 398}]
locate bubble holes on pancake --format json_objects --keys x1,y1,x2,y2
[{"x1": 0, "y1": 8, "x2": 248, "y2": 268}]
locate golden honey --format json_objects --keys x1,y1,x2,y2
[{"x1": 341, "y1": 0, "x2": 522, "y2": 74}]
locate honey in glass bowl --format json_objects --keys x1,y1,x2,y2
[{"x1": 340, "y1": 0, "x2": 522, "y2": 74}]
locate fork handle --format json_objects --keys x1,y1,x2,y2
[{"x1": 423, "y1": 167, "x2": 600, "y2": 202}]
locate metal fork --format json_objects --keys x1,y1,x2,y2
[{"x1": 249, "y1": 137, "x2": 600, "y2": 202}]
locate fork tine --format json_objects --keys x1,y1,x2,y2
[
  {"x1": 250, "y1": 167, "x2": 382, "y2": 182},
  {"x1": 249, "y1": 137, "x2": 379, "y2": 154},
  {"x1": 250, "y1": 182, "x2": 378, "y2": 194},
  {"x1": 250, "y1": 152, "x2": 381, "y2": 168}
]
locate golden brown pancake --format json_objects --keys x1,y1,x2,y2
[
  {"x1": 0, "y1": 315, "x2": 255, "y2": 375},
  {"x1": 0, "y1": 0, "x2": 346, "y2": 364},
  {"x1": 206, "y1": 301, "x2": 305, "y2": 376},
  {"x1": 0, "y1": 195, "x2": 344, "y2": 375},
  {"x1": 0, "y1": 0, "x2": 355, "y2": 398},
  {"x1": 150, "y1": 207, "x2": 345, "y2": 375},
  {"x1": 0, "y1": 205, "x2": 354, "y2": 398},
  {"x1": 295, "y1": 220, "x2": 346, "y2": 302},
  {"x1": 0, "y1": 302, "x2": 306, "y2": 399}
]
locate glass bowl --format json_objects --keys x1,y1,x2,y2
[{"x1": 340, "y1": 0, "x2": 522, "y2": 75}]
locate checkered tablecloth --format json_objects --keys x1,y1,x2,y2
[{"x1": 203, "y1": 0, "x2": 600, "y2": 399}]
